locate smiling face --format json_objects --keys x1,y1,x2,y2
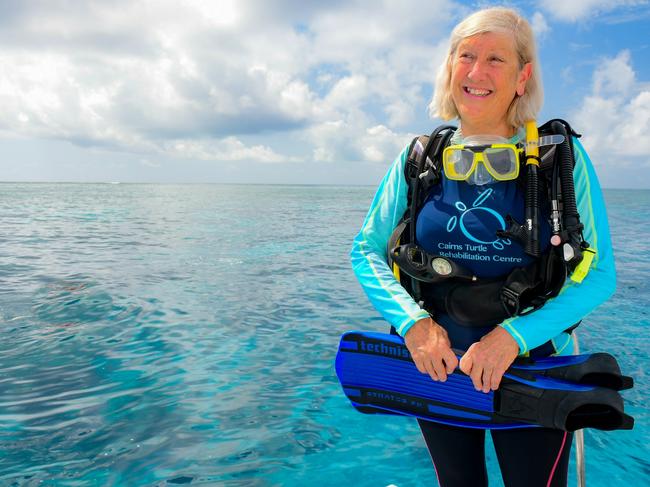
[{"x1": 450, "y1": 31, "x2": 532, "y2": 137}]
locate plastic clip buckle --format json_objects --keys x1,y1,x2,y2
[{"x1": 501, "y1": 287, "x2": 521, "y2": 316}]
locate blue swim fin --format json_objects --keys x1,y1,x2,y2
[{"x1": 335, "y1": 331, "x2": 634, "y2": 431}]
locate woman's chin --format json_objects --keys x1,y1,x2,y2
[{"x1": 457, "y1": 113, "x2": 507, "y2": 134}]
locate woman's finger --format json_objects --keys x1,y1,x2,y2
[
  {"x1": 412, "y1": 354, "x2": 428, "y2": 375},
  {"x1": 424, "y1": 359, "x2": 440, "y2": 382},
  {"x1": 443, "y1": 349, "x2": 459, "y2": 374},
  {"x1": 469, "y1": 362, "x2": 483, "y2": 391},
  {"x1": 490, "y1": 367, "x2": 506, "y2": 390},
  {"x1": 481, "y1": 367, "x2": 493, "y2": 393},
  {"x1": 459, "y1": 351, "x2": 472, "y2": 375},
  {"x1": 432, "y1": 356, "x2": 448, "y2": 382}
]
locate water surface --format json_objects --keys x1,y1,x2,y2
[{"x1": 0, "y1": 184, "x2": 646, "y2": 486}]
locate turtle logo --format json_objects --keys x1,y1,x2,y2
[{"x1": 446, "y1": 188, "x2": 512, "y2": 250}]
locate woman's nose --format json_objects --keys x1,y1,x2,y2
[{"x1": 467, "y1": 60, "x2": 487, "y2": 80}]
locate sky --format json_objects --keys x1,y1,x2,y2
[{"x1": 1, "y1": 0, "x2": 649, "y2": 188}]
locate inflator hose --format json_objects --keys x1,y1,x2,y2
[{"x1": 525, "y1": 165, "x2": 540, "y2": 256}]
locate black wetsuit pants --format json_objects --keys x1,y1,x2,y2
[{"x1": 418, "y1": 420, "x2": 573, "y2": 487}]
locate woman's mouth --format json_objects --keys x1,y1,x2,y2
[{"x1": 463, "y1": 86, "x2": 492, "y2": 97}]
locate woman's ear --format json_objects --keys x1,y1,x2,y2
[{"x1": 517, "y1": 62, "x2": 533, "y2": 96}]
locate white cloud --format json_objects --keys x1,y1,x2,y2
[
  {"x1": 531, "y1": 11, "x2": 551, "y2": 37},
  {"x1": 0, "y1": 0, "x2": 458, "y2": 165},
  {"x1": 165, "y1": 137, "x2": 293, "y2": 163},
  {"x1": 540, "y1": 0, "x2": 647, "y2": 22},
  {"x1": 360, "y1": 125, "x2": 408, "y2": 163},
  {"x1": 574, "y1": 50, "x2": 650, "y2": 162},
  {"x1": 592, "y1": 51, "x2": 635, "y2": 95},
  {"x1": 323, "y1": 75, "x2": 369, "y2": 113},
  {"x1": 307, "y1": 116, "x2": 409, "y2": 165}
]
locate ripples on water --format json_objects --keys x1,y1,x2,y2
[{"x1": 0, "y1": 184, "x2": 647, "y2": 486}]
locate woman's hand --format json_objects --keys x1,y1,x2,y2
[
  {"x1": 459, "y1": 327, "x2": 520, "y2": 393},
  {"x1": 404, "y1": 317, "x2": 458, "y2": 382}
]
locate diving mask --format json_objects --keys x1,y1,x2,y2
[{"x1": 443, "y1": 135, "x2": 522, "y2": 186}]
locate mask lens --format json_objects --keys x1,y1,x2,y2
[
  {"x1": 484, "y1": 147, "x2": 518, "y2": 179},
  {"x1": 445, "y1": 148, "x2": 476, "y2": 179}
]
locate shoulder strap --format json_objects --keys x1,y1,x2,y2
[
  {"x1": 538, "y1": 118, "x2": 581, "y2": 138},
  {"x1": 404, "y1": 125, "x2": 456, "y2": 243},
  {"x1": 404, "y1": 125, "x2": 457, "y2": 190}
]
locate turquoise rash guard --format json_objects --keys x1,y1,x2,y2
[{"x1": 350, "y1": 137, "x2": 616, "y2": 355}]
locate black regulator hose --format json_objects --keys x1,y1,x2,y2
[
  {"x1": 525, "y1": 164, "x2": 540, "y2": 256},
  {"x1": 551, "y1": 120, "x2": 584, "y2": 265},
  {"x1": 551, "y1": 121, "x2": 578, "y2": 223},
  {"x1": 550, "y1": 139, "x2": 561, "y2": 239},
  {"x1": 524, "y1": 121, "x2": 541, "y2": 257}
]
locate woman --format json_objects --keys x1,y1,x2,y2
[{"x1": 350, "y1": 7, "x2": 615, "y2": 487}]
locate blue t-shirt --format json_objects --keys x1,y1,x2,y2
[{"x1": 416, "y1": 177, "x2": 550, "y2": 279}]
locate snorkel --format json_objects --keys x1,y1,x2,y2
[{"x1": 524, "y1": 120, "x2": 541, "y2": 257}]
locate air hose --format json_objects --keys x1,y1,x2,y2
[{"x1": 551, "y1": 120, "x2": 584, "y2": 266}]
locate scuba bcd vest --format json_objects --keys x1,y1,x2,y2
[{"x1": 387, "y1": 119, "x2": 593, "y2": 328}]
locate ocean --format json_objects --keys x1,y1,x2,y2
[{"x1": 0, "y1": 183, "x2": 647, "y2": 486}]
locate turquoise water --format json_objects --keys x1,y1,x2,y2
[{"x1": 0, "y1": 183, "x2": 647, "y2": 486}]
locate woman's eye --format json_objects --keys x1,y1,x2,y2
[
  {"x1": 489, "y1": 56, "x2": 504, "y2": 63},
  {"x1": 459, "y1": 52, "x2": 474, "y2": 62}
]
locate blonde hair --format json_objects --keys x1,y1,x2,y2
[{"x1": 430, "y1": 7, "x2": 543, "y2": 128}]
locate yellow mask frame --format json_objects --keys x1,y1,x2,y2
[{"x1": 442, "y1": 143, "x2": 523, "y2": 182}]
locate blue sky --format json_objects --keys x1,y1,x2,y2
[{"x1": 1, "y1": 0, "x2": 649, "y2": 187}]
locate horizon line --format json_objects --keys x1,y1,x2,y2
[{"x1": 1, "y1": 181, "x2": 648, "y2": 190}]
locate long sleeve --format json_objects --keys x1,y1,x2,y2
[
  {"x1": 500, "y1": 138, "x2": 617, "y2": 354},
  {"x1": 350, "y1": 145, "x2": 431, "y2": 336}
]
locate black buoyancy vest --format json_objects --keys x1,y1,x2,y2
[{"x1": 387, "y1": 120, "x2": 587, "y2": 328}]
